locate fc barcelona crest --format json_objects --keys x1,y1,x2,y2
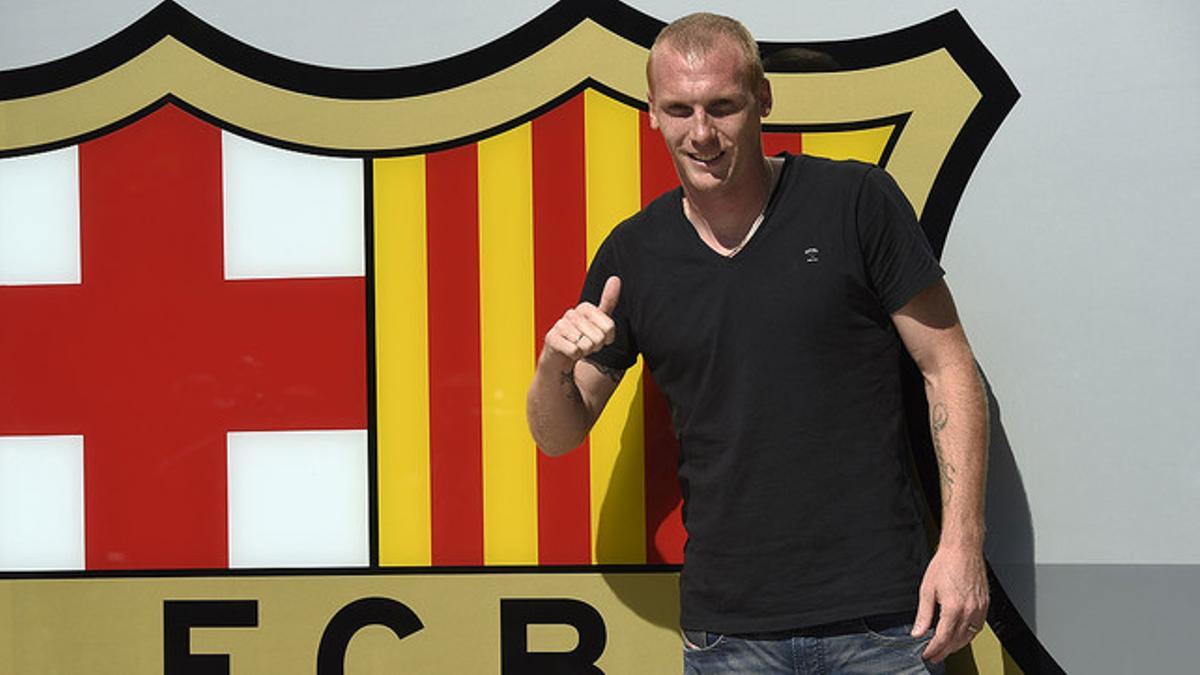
[{"x1": 1, "y1": 2, "x2": 1044, "y2": 672}]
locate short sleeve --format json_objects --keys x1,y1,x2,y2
[
  {"x1": 855, "y1": 167, "x2": 945, "y2": 313},
  {"x1": 578, "y1": 233, "x2": 639, "y2": 371}
]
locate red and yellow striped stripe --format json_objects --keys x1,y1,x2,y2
[
  {"x1": 373, "y1": 90, "x2": 896, "y2": 567},
  {"x1": 374, "y1": 155, "x2": 431, "y2": 566},
  {"x1": 424, "y1": 146, "x2": 485, "y2": 566},
  {"x1": 478, "y1": 124, "x2": 538, "y2": 565},
  {"x1": 532, "y1": 95, "x2": 593, "y2": 565}
]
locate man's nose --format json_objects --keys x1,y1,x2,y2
[{"x1": 688, "y1": 111, "x2": 715, "y2": 144}]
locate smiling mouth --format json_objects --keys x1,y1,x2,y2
[{"x1": 688, "y1": 151, "x2": 724, "y2": 164}]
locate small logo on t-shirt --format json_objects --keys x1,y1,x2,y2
[{"x1": 804, "y1": 247, "x2": 820, "y2": 263}]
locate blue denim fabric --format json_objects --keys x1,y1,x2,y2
[{"x1": 682, "y1": 612, "x2": 945, "y2": 674}]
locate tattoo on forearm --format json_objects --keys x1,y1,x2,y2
[
  {"x1": 590, "y1": 361, "x2": 626, "y2": 384},
  {"x1": 559, "y1": 369, "x2": 582, "y2": 403},
  {"x1": 931, "y1": 402, "x2": 956, "y2": 502}
]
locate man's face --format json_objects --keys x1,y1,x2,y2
[{"x1": 647, "y1": 40, "x2": 772, "y2": 197}]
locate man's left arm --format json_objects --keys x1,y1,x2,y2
[{"x1": 891, "y1": 277, "x2": 989, "y2": 664}]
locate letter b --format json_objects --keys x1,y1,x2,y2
[{"x1": 500, "y1": 598, "x2": 607, "y2": 674}]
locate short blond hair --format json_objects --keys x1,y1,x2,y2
[{"x1": 647, "y1": 13, "x2": 764, "y2": 90}]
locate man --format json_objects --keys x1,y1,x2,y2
[{"x1": 526, "y1": 12, "x2": 988, "y2": 674}]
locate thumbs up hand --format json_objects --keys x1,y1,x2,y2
[{"x1": 543, "y1": 276, "x2": 621, "y2": 364}]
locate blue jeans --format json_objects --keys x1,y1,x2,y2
[{"x1": 682, "y1": 611, "x2": 945, "y2": 674}]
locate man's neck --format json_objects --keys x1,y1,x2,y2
[{"x1": 683, "y1": 156, "x2": 781, "y2": 252}]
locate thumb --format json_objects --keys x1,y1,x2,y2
[
  {"x1": 598, "y1": 276, "x2": 621, "y2": 315},
  {"x1": 912, "y1": 583, "x2": 936, "y2": 636}
]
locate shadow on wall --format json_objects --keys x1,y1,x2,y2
[
  {"x1": 593, "y1": 363, "x2": 1054, "y2": 674},
  {"x1": 982, "y1": 372, "x2": 1037, "y2": 630},
  {"x1": 593, "y1": 370, "x2": 682, "y2": 631},
  {"x1": 909, "y1": 365, "x2": 1056, "y2": 674},
  {"x1": 979, "y1": 372, "x2": 1062, "y2": 674}
]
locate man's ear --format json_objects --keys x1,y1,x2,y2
[
  {"x1": 758, "y1": 78, "x2": 773, "y2": 118},
  {"x1": 647, "y1": 90, "x2": 660, "y2": 130}
]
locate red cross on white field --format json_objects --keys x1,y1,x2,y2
[{"x1": 0, "y1": 105, "x2": 366, "y2": 570}]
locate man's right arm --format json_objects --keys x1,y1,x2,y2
[{"x1": 526, "y1": 276, "x2": 625, "y2": 455}]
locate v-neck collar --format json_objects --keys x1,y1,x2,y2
[{"x1": 673, "y1": 153, "x2": 798, "y2": 263}]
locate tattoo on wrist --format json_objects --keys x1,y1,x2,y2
[
  {"x1": 931, "y1": 402, "x2": 956, "y2": 502},
  {"x1": 591, "y1": 362, "x2": 625, "y2": 384},
  {"x1": 559, "y1": 369, "x2": 582, "y2": 403}
]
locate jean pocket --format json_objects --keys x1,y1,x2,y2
[
  {"x1": 682, "y1": 628, "x2": 726, "y2": 652},
  {"x1": 860, "y1": 612, "x2": 930, "y2": 643}
]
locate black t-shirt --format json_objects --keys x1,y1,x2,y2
[{"x1": 581, "y1": 153, "x2": 944, "y2": 633}]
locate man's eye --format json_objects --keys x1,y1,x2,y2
[
  {"x1": 708, "y1": 103, "x2": 740, "y2": 117},
  {"x1": 666, "y1": 106, "x2": 692, "y2": 117}
]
